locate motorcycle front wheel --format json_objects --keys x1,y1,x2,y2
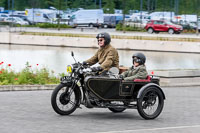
[{"x1": 51, "y1": 83, "x2": 80, "y2": 115}]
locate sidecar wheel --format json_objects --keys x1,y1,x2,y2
[
  {"x1": 51, "y1": 84, "x2": 80, "y2": 115},
  {"x1": 108, "y1": 108, "x2": 126, "y2": 113},
  {"x1": 137, "y1": 86, "x2": 164, "y2": 119}
]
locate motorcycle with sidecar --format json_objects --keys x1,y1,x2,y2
[{"x1": 51, "y1": 52, "x2": 165, "y2": 119}]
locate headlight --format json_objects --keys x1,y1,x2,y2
[{"x1": 66, "y1": 65, "x2": 72, "y2": 73}]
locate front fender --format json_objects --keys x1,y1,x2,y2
[{"x1": 137, "y1": 83, "x2": 166, "y2": 99}]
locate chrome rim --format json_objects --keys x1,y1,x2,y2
[
  {"x1": 142, "y1": 91, "x2": 159, "y2": 116},
  {"x1": 148, "y1": 28, "x2": 153, "y2": 33},
  {"x1": 56, "y1": 87, "x2": 76, "y2": 111},
  {"x1": 169, "y1": 29, "x2": 174, "y2": 34}
]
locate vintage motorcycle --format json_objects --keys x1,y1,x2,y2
[{"x1": 51, "y1": 52, "x2": 165, "y2": 119}]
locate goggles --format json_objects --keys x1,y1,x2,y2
[
  {"x1": 97, "y1": 33, "x2": 105, "y2": 38},
  {"x1": 132, "y1": 57, "x2": 140, "y2": 63},
  {"x1": 98, "y1": 39, "x2": 104, "y2": 42}
]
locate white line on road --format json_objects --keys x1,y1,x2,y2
[{"x1": 97, "y1": 125, "x2": 200, "y2": 133}]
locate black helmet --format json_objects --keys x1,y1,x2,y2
[
  {"x1": 132, "y1": 53, "x2": 146, "y2": 65},
  {"x1": 96, "y1": 32, "x2": 111, "y2": 45}
]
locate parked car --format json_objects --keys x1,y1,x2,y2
[
  {"x1": 144, "y1": 20, "x2": 183, "y2": 34},
  {"x1": 179, "y1": 21, "x2": 197, "y2": 30},
  {"x1": 9, "y1": 15, "x2": 32, "y2": 25},
  {"x1": 197, "y1": 22, "x2": 200, "y2": 32},
  {"x1": 3, "y1": 17, "x2": 29, "y2": 25},
  {"x1": 0, "y1": 13, "x2": 9, "y2": 21}
]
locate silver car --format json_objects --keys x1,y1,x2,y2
[{"x1": 3, "y1": 17, "x2": 29, "y2": 25}]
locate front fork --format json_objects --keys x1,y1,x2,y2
[{"x1": 76, "y1": 79, "x2": 93, "y2": 108}]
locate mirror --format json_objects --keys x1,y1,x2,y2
[{"x1": 109, "y1": 67, "x2": 119, "y2": 74}]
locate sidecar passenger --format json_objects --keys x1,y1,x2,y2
[{"x1": 120, "y1": 53, "x2": 148, "y2": 81}]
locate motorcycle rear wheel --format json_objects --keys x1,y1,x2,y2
[
  {"x1": 137, "y1": 86, "x2": 164, "y2": 119},
  {"x1": 51, "y1": 83, "x2": 80, "y2": 115}
]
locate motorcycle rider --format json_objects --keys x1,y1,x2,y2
[
  {"x1": 83, "y1": 32, "x2": 119, "y2": 72},
  {"x1": 120, "y1": 53, "x2": 148, "y2": 81}
]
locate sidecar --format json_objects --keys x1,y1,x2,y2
[{"x1": 84, "y1": 75, "x2": 165, "y2": 119}]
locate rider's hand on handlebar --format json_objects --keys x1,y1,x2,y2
[
  {"x1": 91, "y1": 66, "x2": 102, "y2": 72},
  {"x1": 82, "y1": 61, "x2": 89, "y2": 66},
  {"x1": 119, "y1": 75, "x2": 124, "y2": 80}
]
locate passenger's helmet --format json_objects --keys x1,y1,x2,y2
[
  {"x1": 96, "y1": 32, "x2": 111, "y2": 45},
  {"x1": 132, "y1": 53, "x2": 146, "y2": 65}
]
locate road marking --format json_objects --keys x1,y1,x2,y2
[{"x1": 97, "y1": 125, "x2": 200, "y2": 133}]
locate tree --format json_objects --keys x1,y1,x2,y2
[
  {"x1": 0, "y1": 0, "x2": 7, "y2": 9},
  {"x1": 103, "y1": 0, "x2": 115, "y2": 13},
  {"x1": 53, "y1": 0, "x2": 66, "y2": 10},
  {"x1": 28, "y1": 0, "x2": 40, "y2": 9},
  {"x1": 0, "y1": 0, "x2": 199, "y2": 15}
]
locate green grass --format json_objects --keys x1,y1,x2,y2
[
  {"x1": 21, "y1": 31, "x2": 200, "y2": 42},
  {"x1": 116, "y1": 23, "x2": 146, "y2": 32},
  {"x1": 0, "y1": 62, "x2": 60, "y2": 85},
  {"x1": 19, "y1": 23, "x2": 73, "y2": 29}
]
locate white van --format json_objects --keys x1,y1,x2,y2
[
  {"x1": 25, "y1": 9, "x2": 57, "y2": 23},
  {"x1": 72, "y1": 9, "x2": 104, "y2": 27}
]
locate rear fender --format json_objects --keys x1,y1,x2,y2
[{"x1": 137, "y1": 83, "x2": 166, "y2": 99}]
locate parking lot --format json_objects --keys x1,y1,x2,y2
[{"x1": 0, "y1": 86, "x2": 200, "y2": 133}]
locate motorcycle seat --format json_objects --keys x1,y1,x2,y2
[{"x1": 133, "y1": 75, "x2": 151, "y2": 82}]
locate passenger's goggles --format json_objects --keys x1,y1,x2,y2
[{"x1": 132, "y1": 57, "x2": 141, "y2": 63}]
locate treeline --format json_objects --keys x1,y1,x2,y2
[{"x1": 0, "y1": 0, "x2": 199, "y2": 15}]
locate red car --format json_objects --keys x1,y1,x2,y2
[{"x1": 144, "y1": 20, "x2": 183, "y2": 34}]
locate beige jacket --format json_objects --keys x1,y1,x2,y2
[{"x1": 86, "y1": 44, "x2": 119, "y2": 71}]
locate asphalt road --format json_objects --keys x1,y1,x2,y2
[{"x1": 0, "y1": 86, "x2": 200, "y2": 133}]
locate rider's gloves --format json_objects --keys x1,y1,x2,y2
[
  {"x1": 91, "y1": 66, "x2": 102, "y2": 72},
  {"x1": 97, "y1": 66, "x2": 103, "y2": 71},
  {"x1": 91, "y1": 67, "x2": 97, "y2": 72},
  {"x1": 82, "y1": 61, "x2": 88, "y2": 65},
  {"x1": 119, "y1": 75, "x2": 124, "y2": 80}
]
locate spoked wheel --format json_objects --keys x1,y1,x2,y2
[
  {"x1": 108, "y1": 108, "x2": 126, "y2": 113},
  {"x1": 137, "y1": 87, "x2": 164, "y2": 119},
  {"x1": 51, "y1": 84, "x2": 80, "y2": 115}
]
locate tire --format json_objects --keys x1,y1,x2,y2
[
  {"x1": 168, "y1": 29, "x2": 174, "y2": 34},
  {"x1": 104, "y1": 24, "x2": 108, "y2": 28},
  {"x1": 155, "y1": 31, "x2": 159, "y2": 34},
  {"x1": 108, "y1": 108, "x2": 126, "y2": 113},
  {"x1": 89, "y1": 23, "x2": 94, "y2": 28},
  {"x1": 147, "y1": 28, "x2": 154, "y2": 34},
  {"x1": 137, "y1": 86, "x2": 164, "y2": 119},
  {"x1": 175, "y1": 32, "x2": 181, "y2": 34},
  {"x1": 51, "y1": 83, "x2": 80, "y2": 115}
]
